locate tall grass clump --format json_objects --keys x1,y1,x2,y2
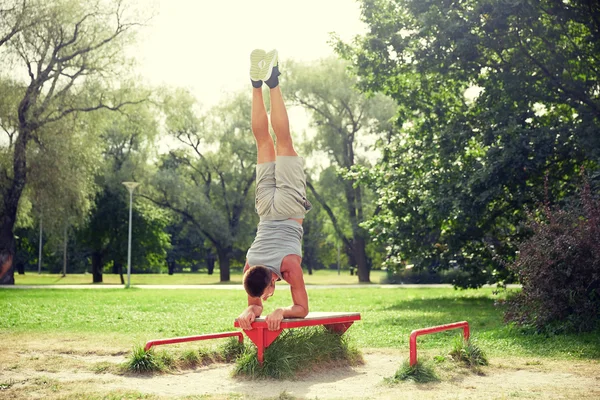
[
  {"x1": 124, "y1": 346, "x2": 170, "y2": 373},
  {"x1": 234, "y1": 327, "x2": 362, "y2": 379},
  {"x1": 387, "y1": 359, "x2": 439, "y2": 383},
  {"x1": 448, "y1": 335, "x2": 488, "y2": 367}
]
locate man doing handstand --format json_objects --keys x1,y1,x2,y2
[{"x1": 237, "y1": 49, "x2": 312, "y2": 332}]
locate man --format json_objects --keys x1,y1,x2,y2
[{"x1": 237, "y1": 49, "x2": 312, "y2": 332}]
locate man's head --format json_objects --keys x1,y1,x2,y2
[{"x1": 243, "y1": 265, "x2": 276, "y2": 300}]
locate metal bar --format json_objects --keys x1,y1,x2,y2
[
  {"x1": 409, "y1": 321, "x2": 470, "y2": 366},
  {"x1": 144, "y1": 331, "x2": 243, "y2": 352}
]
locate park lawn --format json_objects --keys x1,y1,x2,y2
[
  {"x1": 1, "y1": 286, "x2": 598, "y2": 361},
  {"x1": 12, "y1": 269, "x2": 388, "y2": 285}
]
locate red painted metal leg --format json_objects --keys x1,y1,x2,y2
[{"x1": 242, "y1": 327, "x2": 283, "y2": 365}]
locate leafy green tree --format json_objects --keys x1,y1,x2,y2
[
  {"x1": 335, "y1": 0, "x2": 599, "y2": 287},
  {"x1": 77, "y1": 99, "x2": 168, "y2": 283},
  {"x1": 285, "y1": 58, "x2": 396, "y2": 282},
  {"x1": 150, "y1": 89, "x2": 257, "y2": 282},
  {"x1": 0, "y1": 0, "x2": 146, "y2": 284}
]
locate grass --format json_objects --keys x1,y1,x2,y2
[
  {"x1": 123, "y1": 338, "x2": 247, "y2": 373},
  {"x1": 12, "y1": 269, "x2": 388, "y2": 285},
  {"x1": 449, "y1": 334, "x2": 489, "y2": 367},
  {"x1": 234, "y1": 327, "x2": 362, "y2": 379},
  {"x1": 1, "y1": 286, "x2": 598, "y2": 362},
  {"x1": 387, "y1": 359, "x2": 440, "y2": 383}
]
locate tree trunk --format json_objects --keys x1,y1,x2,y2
[
  {"x1": 344, "y1": 182, "x2": 371, "y2": 283},
  {"x1": 62, "y1": 226, "x2": 68, "y2": 277},
  {"x1": 0, "y1": 129, "x2": 30, "y2": 285},
  {"x1": 353, "y1": 236, "x2": 370, "y2": 283},
  {"x1": 216, "y1": 247, "x2": 231, "y2": 282},
  {"x1": 114, "y1": 261, "x2": 124, "y2": 284},
  {"x1": 91, "y1": 252, "x2": 103, "y2": 283}
]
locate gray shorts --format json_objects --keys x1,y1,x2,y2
[{"x1": 255, "y1": 156, "x2": 312, "y2": 221}]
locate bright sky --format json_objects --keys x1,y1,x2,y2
[
  {"x1": 135, "y1": 0, "x2": 367, "y2": 106},
  {"x1": 131, "y1": 0, "x2": 370, "y2": 167}
]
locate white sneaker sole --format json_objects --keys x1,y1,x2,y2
[
  {"x1": 250, "y1": 49, "x2": 267, "y2": 82},
  {"x1": 261, "y1": 49, "x2": 278, "y2": 81}
]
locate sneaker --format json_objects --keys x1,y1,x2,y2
[
  {"x1": 250, "y1": 49, "x2": 267, "y2": 83},
  {"x1": 261, "y1": 49, "x2": 279, "y2": 81}
]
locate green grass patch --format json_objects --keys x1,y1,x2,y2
[
  {"x1": 1, "y1": 287, "x2": 598, "y2": 363},
  {"x1": 124, "y1": 345, "x2": 171, "y2": 373},
  {"x1": 387, "y1": 359, "x2": 440, "y2": 383},
  {"x1": 449, "y1": 335, "x2": 489, "y2": 368},
  {"x1": 124, "y1": 338, "x2": 247, "y2": 373},
  {"x1": 234, "y1": 327, "x2": 362, "y2": 379}
]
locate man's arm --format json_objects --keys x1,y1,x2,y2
[{"x1": 265, "y1": 255, "x2": 309, "y2": 330}]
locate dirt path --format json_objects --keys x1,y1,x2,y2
[{"x1": 1, "y1": 345, "x2": 599, "y2": 399}]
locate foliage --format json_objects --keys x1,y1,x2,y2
[
  {"x1": 284, "y1": 58, "x2": 396, "y2": 282},
  {"x1": 78, "y1": 189, "x2": 171, "y2": 274},
  {"x1": 150, "y1": 89, "x2": 257, "y2": 281},
  {"x1": 234, "y1": 327, "x2": 362, "y2": 379},
  {"x1": 504, "y1": 178, "x2": 600, "y2": 333},
  {"x1": 449, "y1": 335, "x2": 488, "y2": 368},
  {"x1": 387, "y1": 359, "x2": 439, "y2": 383},
  {"x1": 334, "y1": 0, "x2": 600, "y2": 288},
  {"x1": 0, "y1": 0, "x2": 147, "y2": 284}
]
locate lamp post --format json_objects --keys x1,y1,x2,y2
[{"x1": 122, "y1": 182, "x2": 140, "y2": 289}]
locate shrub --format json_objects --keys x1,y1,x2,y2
[{"x1": 504, "y1": 177, "x2": 600, "y2": 333}]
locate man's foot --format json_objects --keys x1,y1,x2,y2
[
  {"x1": 263, "y1": 49, "x2": 280, "y2": 88},
  {"x1": 250, "y1": 49, "x2": 267, "y2": 88}
]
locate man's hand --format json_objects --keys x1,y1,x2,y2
[
  {"x1": 265, "y1": 308, "x2": 285, "y2": 331},
  {"x1": 237, "y1": 308, "x2": 257, "y2": 330}
]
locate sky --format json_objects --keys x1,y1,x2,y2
[{"x1": 134, "y1": 0, "x2": 367, "y2": 106}]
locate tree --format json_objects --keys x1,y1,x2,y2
[
  {"x1": 285, "y1": 58, "x2": 396, "y2": 282},
  {"x1": 335, "y1": 0, "x2": 600, "y2": 287},
  {"x1": 0, "y1": 0, "x2": 146, "y2": 284},
  {"x1": 0, "y1": 0, "x2": 30, "y2": 49},
  {"x1": 76, "y1": 97, "x2": 168, "y2": 283},
  {"x1": 150, "y1": 90, "x2": 257, "y2": 282}
]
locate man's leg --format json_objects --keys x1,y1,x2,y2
[
  {"x1": 269, "y1": 85, "x2": 298, "y2": 157},
  {"x1": 252, "y1": 87, "x2": 276, "y2": 164}
]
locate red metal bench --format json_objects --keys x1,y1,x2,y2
[{"x1": 234, "y1": 311, "x2": 361, "y2": 365}]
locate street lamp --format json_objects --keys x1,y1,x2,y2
[{"x1": 122, "y1": 182, "x2": 140, "y2": 289}]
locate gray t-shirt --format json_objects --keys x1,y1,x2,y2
[{"x1": 246, "y1": 219, "x2": 303, "y2": 279}]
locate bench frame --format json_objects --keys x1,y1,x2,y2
[{"x1": 234, "y1": 312, "x2": 361, "y2": 364}]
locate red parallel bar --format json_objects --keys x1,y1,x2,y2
[
  {"x1": 409, "y1": 321, "x2": 470, "y2": 366},
  {"x1": 144, "y1": 331, "x2": 243, "y2": 352}
]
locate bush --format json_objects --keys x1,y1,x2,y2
[{"x1": 504, "y1": 179, "x2": 600, "y2": 333}]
